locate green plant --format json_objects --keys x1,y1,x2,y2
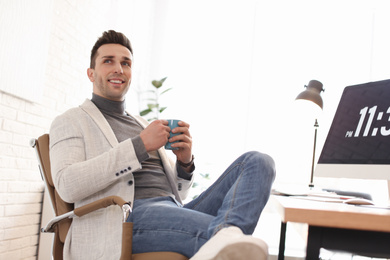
[
  {"x1": 192, "y1": 173, "x2": 211, "y2": 199},
  {"x1": 140, "y1": 77, "x2": 172, "y2": 121}
]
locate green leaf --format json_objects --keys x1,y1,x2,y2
[
  {"x1": 147, "y1": 104, "x2": 158, "y2": 109},
  {"x1": 140, "y1": 109, "x2": 152, "y2": 116},
  {"x1": 152, "y1": 77, "x2": 168, "y2": 89},
  {"x1": 152, "y1": 80, "x2": 162, "y2": 89},
  {"x1": 199, "y1": 173, "x2": 210, "y2": 179},
  {"x1": 160, "y1": 77, "x2": 167, "y2": 84},
  {"x1": 160, "y1": 88, "x2": 172, "y2": 95},
  {"x1": 159, "y1": 107, "x2": 167, "y2": 113}
]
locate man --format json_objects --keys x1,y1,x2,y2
[{"x1": 50, "y1": 30, "x2": 276, "y2": 260}]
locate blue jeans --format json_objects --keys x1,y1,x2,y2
[{"x1": 128, "y1": 151, "x2": 276, "y2": 258}]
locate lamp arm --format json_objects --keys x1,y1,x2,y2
[{"x1": 309, "y1": 119, "x2": 319, "y2": 188}]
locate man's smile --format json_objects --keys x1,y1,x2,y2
[{"x1": 108, "y1": 78, "x2": 125, "y2": 84}]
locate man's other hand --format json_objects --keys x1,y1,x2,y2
[{"x1": 170, "y1": 121, "x2": 192, "y2": 164}]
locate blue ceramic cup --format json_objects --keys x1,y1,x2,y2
[{"x1": 165, "y1": 119, "x2": 181, "y2": 150}]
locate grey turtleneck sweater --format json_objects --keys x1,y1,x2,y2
[{"x1": 91, "y1": 94, "x2": 191, "y2": 200}]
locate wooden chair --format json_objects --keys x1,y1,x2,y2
[{"x1": 31, "y1": 134, "x2": 188, "y2": 260}]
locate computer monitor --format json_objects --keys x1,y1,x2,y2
[{"x1": 315, "y1": 79, "x2": 390, "y2": 181}]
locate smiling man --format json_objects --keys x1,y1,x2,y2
[
  {"x1": 87, "y1": 43, "x2": 133, "y2": 101},
  {"x1": 49, "y1": 30, "x2": 276, "y2": 260}
]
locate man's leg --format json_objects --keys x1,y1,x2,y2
[
  {"x1": 129, "y1": 151, "x2": 275, "y2": 259},
  {"x1": 128, "y1": 196, "x2": 213, "y2": 258},
  {"x1": 185, "y1": 151, "x2": 276, "y2": 259},
  {"x1": 185, "y1": 151, "x2": 276, "y2": 237}
]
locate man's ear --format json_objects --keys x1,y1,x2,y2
[{"x1": 87, "y1": 68, "x2": 95, "y2": 82}]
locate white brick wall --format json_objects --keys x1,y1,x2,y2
[{"x1": 0, "y1": 0, "x2": 157, "y2": 259}]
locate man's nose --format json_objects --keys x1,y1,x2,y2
[{"x1": 114, "y1": 63, "x2": 123, "y2": 74}]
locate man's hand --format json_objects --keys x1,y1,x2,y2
[
  {"x1": 170, "y1": 121, "x2": 193, "y2": 164},
  {"x1": 140, "y1": 120, "x2": 170, "y2": 152}
]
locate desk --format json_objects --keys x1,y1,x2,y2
[{"x1": 273, "y1": 196, "x2": 390, "y2": 259}]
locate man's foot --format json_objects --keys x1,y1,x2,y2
[{"x1": 190, "y1": 226, "x2": 268, "y2": 260}]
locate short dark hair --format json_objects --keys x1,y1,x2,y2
[{"x1": 90, "y1": 30, "x2": 133, "y2": 68}]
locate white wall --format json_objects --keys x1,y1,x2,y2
[
  {"x1": 154, "y1": 1, "x2": 390, "y2": 255},
  {"x1": 154, "y1": 0, "x2": 390, "y2": 194}
]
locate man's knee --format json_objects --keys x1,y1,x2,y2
[{"x1": 245, "y1": 151, "x2": 276, "y2": 180}]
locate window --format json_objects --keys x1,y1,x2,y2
[{"x1": 0, "y1": 0, "x2": 53, "y2": 103}]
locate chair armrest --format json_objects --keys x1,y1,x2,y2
[
  {"x1": 42, "y1": 196, "x2": 132, "y2": 234},
  {"x1": 73, "y1": 195, "x2": 131, "y2": 218},
  {"x1": 41, "y1": 211, "x2": 75, "y2": 233}
]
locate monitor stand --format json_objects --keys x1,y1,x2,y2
[{"x1": 388, "y1": 180, "x2": 390, "y2": 204}]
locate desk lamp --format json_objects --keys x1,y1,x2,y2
[{"x1": 295, "y1": 80, "x2": 324, "y2": 188}]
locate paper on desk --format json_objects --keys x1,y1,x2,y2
[
  {"x1": 271, "y1": 188, "x2": 309, "y2": 196},
  {"x1": 289, "y1": 195, "x2": 345, "y2": 203},
  {"x1": 272, "y1": 188, "x2": 355, "y2": 202}
]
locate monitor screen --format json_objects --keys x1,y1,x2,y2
[{"x1": 315, "y1": 79, "x2": 390, "y2": 180}]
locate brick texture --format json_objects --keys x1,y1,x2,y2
[{"x1": 0, "y1": 0, "x2": 157, "y2": 259}]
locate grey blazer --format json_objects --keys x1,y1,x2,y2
[{"x1": 49, "y1": 99, "x2": 193, "y2": 260}]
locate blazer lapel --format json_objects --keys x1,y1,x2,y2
[{"x1": 80, "y1": 99, "x2": 118, "y2": 147}]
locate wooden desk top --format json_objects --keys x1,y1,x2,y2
[{"x1": 273, "y1": 195, "x2": 390, "y2": 233}]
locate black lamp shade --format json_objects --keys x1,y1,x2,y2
[{"x1": 296, "y1": 80, "x2": 324, "y2": 109}]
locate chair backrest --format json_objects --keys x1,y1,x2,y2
[{"x1": 33, "y1": 134, "x2": 73, "y2": 259}]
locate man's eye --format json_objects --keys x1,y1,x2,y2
[
  {"x1": 104, "y1": 60, "x2": 112, "y2": 64},
  {"x1": 122, "y1": 61, "x2": 131, "y2": 66}
]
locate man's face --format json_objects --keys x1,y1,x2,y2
[{"x1": 87, "y1": 44, "x2": 133, "y2": 101}]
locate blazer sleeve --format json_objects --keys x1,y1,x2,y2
[
  {"x1": 175, "y1": 162, "x2": 194, "y2": 201},
  {"x1": 49, "y1": 109, "x2": 142, "y2": 203}
]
